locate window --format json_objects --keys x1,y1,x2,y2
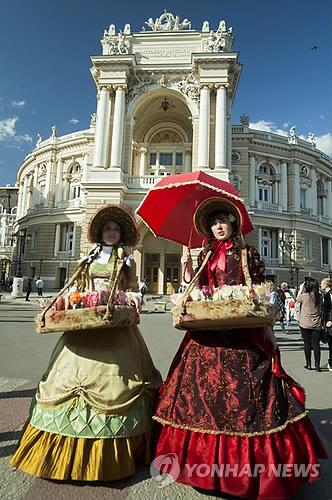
[
  {"x1": 59, "y1": 223, "x2": 74, "y2": 252},
  {"x1": 259, "y1": 164, "x2": 273, "y2": 175},
  {"x1": 30, "y1": 231, "x2": 38, "y2": 250},
  {"x1": 175, "y1": 153, "x2": 183, "y2": 166},
  {"x1": 231, "y1": 175, "x2": 241, "y2": 193},
  {"x1": 149, "y1": 153, "x2": 157, "y2": 166},
  {"x1": 261, "y1": 229, "x2": 279, "y2": 259},
  {"x1": 259, "y1": 187, "x2": 271, "y2": 203},
  {"x1": 303, "y1": 239, "x2": 311, "y2": 260},
  {"x1": 159, "y1": 153, "x2": 173, "y2": 166},
  {"x1": 300, "y1": 189, "x2": 306, "y2": 209},
  {"x1": 322, "y1": 238, "x2": 329, "y2": 265},
  {"x1": 318, "y1": 196, "x2": 324, "y2": 216},
  {"x1": 71, "y1": 185, "x2": 81, "y2": 199}
]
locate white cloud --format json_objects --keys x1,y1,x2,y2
[
  {"x1": 249, "y1": 120, "x2": 288, "y2": 137},
  {"x1": 11, "y1": 100, "x2": 26, "y2": 107},
  {"x1": 69, "y1": 118, "x2": 79, "y2": 124},
  {"x1": 14, "y1": 134, "x2": 33, "y2": 143},
  {"x1": 320, "y1": 115, "x2": 325, "y2": 120},
  {"x1": 0, "y1": 116, "x2": 18, "y2": 140},
  {"x1": 316, "y1": 133, "x2": 332, "y2": 156}
]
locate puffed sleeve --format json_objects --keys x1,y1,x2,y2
[{"x1": 246, "y1": 245, "x2": 265, "y2": 284}]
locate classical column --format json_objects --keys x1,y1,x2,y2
[
  {"x1": 198, "y1": 86, "x2": 210, "y2": 168},
  {"x1": 280, "y1": 161, "x2": 288, "y2": 211},
  {"x1": 93, "y1": 86, "x2": 112, "y2": 168},
  {"x1": 71, "y1": 224, "x2": 76, "y2": 257},
  {"x1": 257, "y1": 226, "x2": 262, "y2": 256},
  {"x1": 278, "y1": 229, "x2": 284, "y2": 264},
  {"x1": 44, "y1": 159, "x2": 54, "y2": 205},
  {"x1": 311, "y1": 168, "x2": 317, "y2": 216},
  {"x1": 326, "y1": 179, "x2": 332, "y2": 221},
  {"x1": 21, "y1": 175, "x2": 29, "y2": 217},
  {"x1": 184, "y1": 148, "x2": 192, "y2": 172},
  {"x1": 31, "y1": 168, "x2": 39, "y2": 207},
  {"x1": 249, "y1": 155, "x2": 256, "y2": 207},
  {"x1": 328, "y1": 239, "x2": 332, "y2": 267},
  {"x1": 159, "y1": 249, "x2": 165, "y2": 294},
  {"x1": 139, "y1": 147, "x2": 147, "y2": 177},
  {"x1": 54, "y1": 224, "x2": 61, "y2": 256},
  {"x1": 293, "y1": 162, "x2": 300, "y2": 212},
  {"x1": 215, "y1": 84, "x2": 227, "y2": 169},
  {"x1": 54, "y1": 158, "x2": 64, "y2": 206},
  {"x1": 226, "y1": 96, "x2": 232, "y2": 171},
  {"x1": 110, "y1": 85, "x2": 126, "y2": 168},
  {"x1": 26, "y1": 176, "x2": 33, "y2": 210},
  {"x1": 82, "y1": 154, "x2": 89, "y2": 183},
  {"x1": 16, "y1": 182, "x2": 24, "y2": 219}
]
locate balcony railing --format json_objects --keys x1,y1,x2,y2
[
  {"x1": 124, "y1": 175, "x2": 165, "y2": 189},
  {"x1": 256, "y1": 202, "x2": 281, "y2": 212},
  {"x1": 264, "y1": 257, "x2": 280, "y2": 267},
  {"x1": 55, "y1": 199, "x2": 83, "y2": 209}
]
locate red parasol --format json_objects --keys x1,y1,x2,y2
[{"x1": 136, "y1": 171, "x2": 253, "y2": 248}]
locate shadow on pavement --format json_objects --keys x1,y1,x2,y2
[{"x1": 0, "y1": 388, "x2": 36, "y2": 399}]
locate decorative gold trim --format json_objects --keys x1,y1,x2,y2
[{"x1": 152, "y1": 411, "x2": 309, "y2": 437}]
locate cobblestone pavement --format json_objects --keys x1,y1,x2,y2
[{"x1": 0, "y1": 295, "x2": 331, "y2": 499}]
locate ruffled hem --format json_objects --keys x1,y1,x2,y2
[
  {"x1": 154, "y1": 416, "x2": 327, "y2": 500},
  {"x1": 11, "y1": 424, "x2": 152, "y2": 481}
]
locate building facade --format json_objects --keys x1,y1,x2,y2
[
  {"x1": 0, "y1": 186, "x2": 18, "y2": 283},
  {"x1": 12, "y1": 12, "x2": 332, "y2": 293}
]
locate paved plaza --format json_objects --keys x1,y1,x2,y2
[{"x1": 0, "y1": 294, "x2": 331, "y2": 500}]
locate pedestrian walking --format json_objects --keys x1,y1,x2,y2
[
  {"x1": 321, "y1": 277, "x2": 332, "y2": 371},
  {"x1": 138, "y1": 278, "x2": 147, "y2": 304},
  {"x1": 297, "y1": 277, "x2": 323, "y2": 372},
  {"x1": 266, "y1": 280, "x2": 287, "y2": 333},
  {"x1": 35, "y1": 277, "x2": 44, "y2": 297},
  {"x1": 25, "y1": 277, "x2": 32, "y2": 301}
]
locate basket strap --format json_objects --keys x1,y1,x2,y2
[
  {"x1": 240, "y1": 246, "x2": 252, "y2": 289},
  {"x1": 103, "y1": 256, "x2": 124, "y2": 320},
  {"x1": 40, "y1": 261, "x2": 87, "y2": 327},
  {"x1": 181, "y1": 250, "x2": 212, "y2": 314}
]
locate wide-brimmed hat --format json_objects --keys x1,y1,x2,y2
[
  {"x1": 194, "y1": 198, "x2": 242, "y2": 238},
  {"x1": 88, "y1": 205, "x2": 139, "y2": 246}
]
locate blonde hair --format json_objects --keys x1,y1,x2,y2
[{"x1": 321, "y1": 278, "x2": 332, "y2": 289}]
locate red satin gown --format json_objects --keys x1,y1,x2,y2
[{"x1": 153, "y1": 242, "x2": 327, "y2": 499}]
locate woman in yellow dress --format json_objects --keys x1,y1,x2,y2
[{"x1": 11, "y1": 205, "x2": 162, "y2": 481}]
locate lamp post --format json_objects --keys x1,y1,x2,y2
[
  {"x1": 279, "y1": 231, "x2": 302, "y2": 290},
  {"x1": 11, "y1": 229, "x2": 26, "y2": 297}
]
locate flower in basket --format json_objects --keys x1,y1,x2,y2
[
  {"x1": 190, "y1": 289, "x2": 202, "y2": 301},
  {"x1": 201, "y1": 285, "x2": 214, "y2": 300},
  {"x1": 232, "y1": 286, "x2": 250, "y2": 301},
  {"x1": 114, "y1": 290, "x2": 128, "y2": 305},
  {"x1": 39, "y1": 298, "x2": 53, "y2": 310},
  {"x1": 86, "y1": 291, "x2": 99, "y2": 308},
  {"x1": 69, "y1": 291, "x2": 81, "y2": 308},
  {"x1": 80, "y1": 292, "x2": 88, "y2": 308},
  {"x1": 170, "y1": 293, "x2": 183, "y2": 306},
  {"x1": 219, "y1": 286, "x2": 234, "y2": 300},
  {"x1": 55, "y1": 296, "x2": 65, "y2": 311},
  {"x1": 98, "y1": 289, "x2": 111, "y2": 305}
]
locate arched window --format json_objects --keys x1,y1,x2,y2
[
  {"x1": 257, "y1": 163, "x2": 276, "y2": 207},
  {"x1": 146, "y1": 128, "x2": 185, "y2": 176},
  {"x1": 68, "y1": 163, "x2": 82, "y2": 201}
]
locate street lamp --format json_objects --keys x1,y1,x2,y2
[{"x1": 279, "y1": 231, "x2": 302, "y2": 289}]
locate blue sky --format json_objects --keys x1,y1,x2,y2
[{"x1": 0, "y1": 0, "x2": 331, "y2": 186}]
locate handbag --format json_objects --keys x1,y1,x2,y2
[
  {"x1": 172, "y1": 247, "x2": 277, "y2": 331},
  {"x1": 35, "y1": 248, "x2": 139, "y2": 334}
]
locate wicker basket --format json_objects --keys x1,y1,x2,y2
[
  {"x1": 35, "y1": 247, "x2": 139, "y2": 334},
  {"x1": 172, "y1": 298, "x2": 276, "y2": 330},
  {"x1": 35, "y1": 305, "x2": 139, "y2": 334},
  {"x1": 172, "y1": 247, "x2": 277, "y2": 331}
]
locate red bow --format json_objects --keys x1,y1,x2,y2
[{"x1": 209, "y1": 239, "x2": 233, "y2": 273}]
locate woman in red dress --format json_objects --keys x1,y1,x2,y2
[{"x1": 153, "y1": 198, "x2": 327, "y2": 499}]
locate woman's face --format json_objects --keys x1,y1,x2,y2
[
  {"x1": 210, "y1": 215, "x2": 233, "y2": 241},
  {"x1": 102, "y1": 220, "x2": 121, "y2": 245}
]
